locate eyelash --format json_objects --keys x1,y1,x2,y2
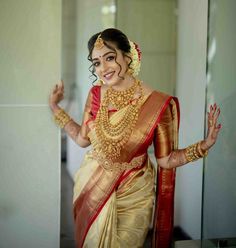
[{"x1": 93, "y1": 56, "x2": 115, "y2": 67}]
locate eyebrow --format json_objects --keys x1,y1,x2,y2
[{"x1": 92, "y1": 51, "x2": 115, "y2": 61}]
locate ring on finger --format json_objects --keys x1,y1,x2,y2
[{"x1": 209, "y1": 119, "x2": 213, "y2": 127}]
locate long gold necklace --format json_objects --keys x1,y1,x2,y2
[{"x1": 94, "y1": 79, "x2": 143, "y2": 160}]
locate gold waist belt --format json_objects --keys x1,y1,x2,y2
[{"x1": 91, "y1": 150, "x2": 147, "y2": 172}]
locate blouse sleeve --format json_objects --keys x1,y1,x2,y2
[
  {"x1": 153, "y1": 104, "x2": 174, "y2": 159},
  {"x1": 80, "y1": 86, "x2": 101, "y2": 139}
]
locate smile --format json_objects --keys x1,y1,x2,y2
[{"x1": 103, "y1": 71, "x2": 115, "y2": 80}]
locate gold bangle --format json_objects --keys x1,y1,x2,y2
[
  {"x1": 185, "y1": 143, "x2": 198, "y2": 162},
  {"x1": 53, "y1": 109, "x2": 72, "y2": 128},
  {"x1": 185, "y1": 141, "x2": 208, "y2": 163}
]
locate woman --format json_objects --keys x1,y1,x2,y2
[{"x1": 49, "y1": 28, "x2": 221, "y2": 248}]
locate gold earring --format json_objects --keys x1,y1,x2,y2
[
  {"x1": 127, "y1": 67, "x2": 134, "y2": 75},
  {"x1": 97, "y1": 79, "x2": 105, "y2": 85}
]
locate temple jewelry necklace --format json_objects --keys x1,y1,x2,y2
[
  {"x1": 106, "y1": 79, "x2": 139, "y2": 110},
  {"x1": 94, "y1": 79, "x2": 144, "y2": 160}
]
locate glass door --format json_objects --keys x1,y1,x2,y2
[{"x1": 202, "y1": 0, "x2": 236, "y2": 247}]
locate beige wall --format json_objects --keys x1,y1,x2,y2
[
  {"x1": 0, "y1": 0, "x2": 61, "y2": 247},
  {"x1": 117, "y1": 0, "x2": 177, "y2": 95}
]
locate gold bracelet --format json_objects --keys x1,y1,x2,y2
[
  {"x1": 185, "y1": 143, "x2": 198, "y2": 162},
  {"x1": 53, "y1": 109, "x2": 72, "y2": 128},
  {"x1": 185, "y1": 142, "x2": 208, "y2": 163}
]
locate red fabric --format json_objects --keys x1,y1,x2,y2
[
  {"x1": 90, "y1": 85, "x2": 101, "y2": 117},
  {"x1": 152, "y1": 97, "x2": 180, "y2": 248}
]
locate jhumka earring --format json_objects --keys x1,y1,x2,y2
[
  {"x1": 127, "y1": 67, "x2": 134, "y2": 75},
  {"x1": 97, "y1": 79, "x2": 105, "y2": 85},
  {"x1": 94, "y1": 34, "x2": 104, "y2": 49}
]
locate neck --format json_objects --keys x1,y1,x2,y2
[{"x1": 111, "y1": 75, "x2": 136, "y2": 91}]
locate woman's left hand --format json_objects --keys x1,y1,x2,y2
[{"x1": 201, "y1": 103, "x2": 222, "y2": 150}]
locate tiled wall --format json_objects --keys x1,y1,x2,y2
[{"x1": 0, "y1": 1, "x2": 61, "y2": 247}]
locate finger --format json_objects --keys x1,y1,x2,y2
[
  {"x1": 212, "y1": 124, "x2": 221, "y2": 139},
  {"x1": 212, "y1": 103, "x2": 217, "y2": 116},
  {"x1": 52, "y1": 84, "x2": 58, "y2": 92},
  {"x1": 209, "y1": 105, "x2": 214, "y2": 119},
  {"x1": 60, "y1": 80, "x2": 64, "y2": 90},
  {"x1": 207, "y1": 112, "x2": 214, "y2": 129},
  {"x1": 213, "y1": 107, "x2": 220, "y2": 123},
  {"x1": 58, "y1": 81, "x2": 64, "y2": 92}
]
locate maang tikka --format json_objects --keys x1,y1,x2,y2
[{"x1": 94, "y1": 34, "x2": 104, "y2": 49}]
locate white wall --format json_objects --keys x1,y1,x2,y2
[
  {"x1": 0, "y1": 0, "x2": 61, "y2": 247},
  {"x1": 175, "y1": 0, "x2": 208, "y2": 239}
]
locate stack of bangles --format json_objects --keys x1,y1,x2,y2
[
  {"x1": 53, "y1": 108, "x2": 72, "y2": 128},
  {"x1": 185, "y1": 142, "x2": 208, "y2": 162}
]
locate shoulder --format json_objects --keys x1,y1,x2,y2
[
  {"x1": 141, "y1": 81, "x2": 172, "y2": 101},
  {"x1": 90, "y1": 85, "x2": 101, "y2": 95}
]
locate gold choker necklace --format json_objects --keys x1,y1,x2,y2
[
  {"x1": 94, "y1": 79, "x2": 143, "y2": 160},
  {"x1": 106, "y1": 80, "x2": 139, "y2": 110}
]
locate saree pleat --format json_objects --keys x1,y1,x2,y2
[{"x1": 82, "y1": 157, "x2": 155, "y2": 248}]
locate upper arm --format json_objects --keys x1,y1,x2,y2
[
  {"x1": 78, "y1": 86, "x2": 100, "y2": 146},
  {"x1": 153, "y1": 104, "x2": 174, "y2": 169}
]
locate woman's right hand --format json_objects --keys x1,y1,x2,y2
[{"x1": 49, "y1": 80, "x2": 64, "y2": 111}]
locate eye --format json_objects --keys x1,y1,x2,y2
[
  {"x1": 93, "y1": 61, "x2": 100, "y2": 67},
  {"x1": 106, "y1": 55, "x2": 115, "y2": 61}
]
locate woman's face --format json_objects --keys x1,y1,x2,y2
[{"x1": 91, "y1": 42, "x2": 129, "y2": 87}]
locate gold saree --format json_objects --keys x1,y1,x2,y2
[{"x1": 73, "y1": 86, "x2": 180, "y2": 248}]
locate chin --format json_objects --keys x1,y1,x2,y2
[{"x1": 104, "y1": 78, "x2": 122, "y2": 87}]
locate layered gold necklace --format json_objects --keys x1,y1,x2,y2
[{"x1": 94, "y1": 79, "x2": 143, "y2": 160}]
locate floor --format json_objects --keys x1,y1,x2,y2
[
  {"x1": 60, "y1": 162, "x2": 188, "y2": 248},
  {"x1": 60, "y1": 163, "x2": 75, "y2": 248}
]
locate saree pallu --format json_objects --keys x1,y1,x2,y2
[{"x1": 73, "y1": 86, "x2": 180, "y2": 248}]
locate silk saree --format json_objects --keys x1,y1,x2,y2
[{"x1": 73, "y1": 85, "x2": 180, "y2": 248}]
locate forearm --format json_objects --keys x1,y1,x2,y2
[
  {"x1": 159, "y1": 141, "x2": 208, "y2": 169},
  {"x1": 50, "y1": 105, "x2": 90, "y2": 148},
  {"x1": 64, "y1": 120, "x2": 90, "y2": 148},
  {"x1": 166, "y1": 149, "x2": 188, "y2": 169}
]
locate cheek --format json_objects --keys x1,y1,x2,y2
[{"x1": 94, "y1": 65, "x2": 101, "y2": 73}]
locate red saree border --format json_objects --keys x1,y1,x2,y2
[
  {"x1": 152, "y1": 97, "x2": 180, "y2": 248},
  {"x1": 74, "y1": 159, "x2": 147, "y2": 248},
  {"x1": 73, "y1": 167, "x2": 124, "y2": 248}
]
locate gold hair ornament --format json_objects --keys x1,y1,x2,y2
[
  {"x1": 94, "y1": 34, "x2": 104, "y2": 49},
  {"x1": 128, "y1": 40, "x2": 142, "y2": 77}
]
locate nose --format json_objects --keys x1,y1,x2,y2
[{"x1": 99, "y1": 60, "x2": 108, "y2": 73}]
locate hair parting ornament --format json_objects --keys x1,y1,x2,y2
[{"x1": 94, "y1": 34, "x2": 105, "y2": 49}]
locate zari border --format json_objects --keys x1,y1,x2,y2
[{"x1": 152, "y1": 97, "x2": 180, "y2": 248}]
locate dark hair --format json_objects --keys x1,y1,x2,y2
[{"x1": 87, "y1": 28, "x2": 132, "y2": 84}]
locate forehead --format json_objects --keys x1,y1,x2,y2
[{"x1": 91, "y1": 42, "x2": 117, "y2": 59}]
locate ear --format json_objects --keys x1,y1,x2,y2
[{"x1": 124, "y1": 53, "x2": 131, "y2": 65}]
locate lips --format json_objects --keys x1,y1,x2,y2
[{"x1": 103, "y1": 71, "x2": 115, "y2": 80}]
